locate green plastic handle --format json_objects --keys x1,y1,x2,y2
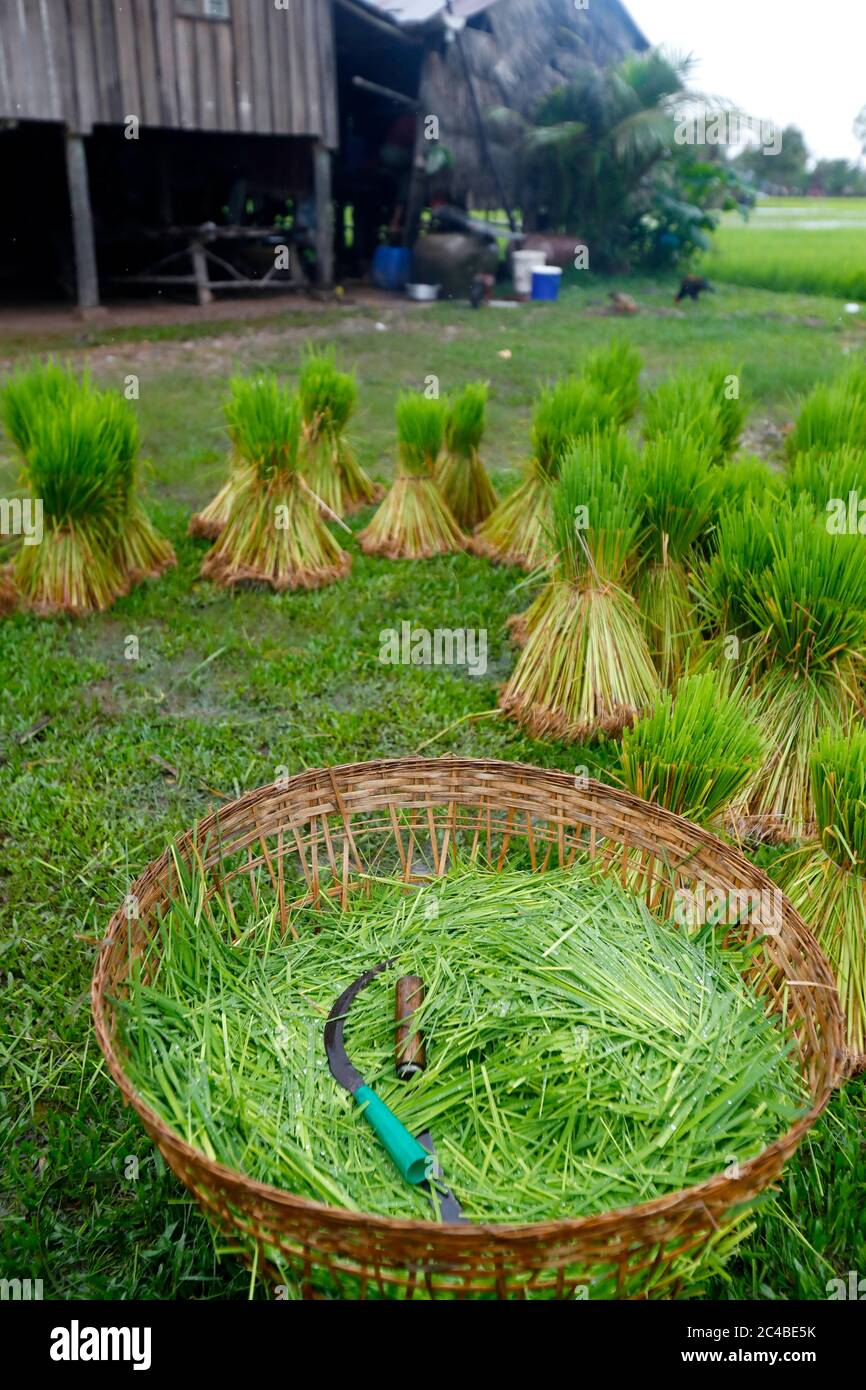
[{"x1": 355, "y1": 1085, "x2": 433, "y2": 1186}]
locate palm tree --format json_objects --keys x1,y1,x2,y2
[{"x1": 490, "y1": 50, "x2": 729, "y2": 268}]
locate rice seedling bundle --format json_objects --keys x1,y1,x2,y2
[
  {"x1": 633, "y1": 426, "x2": 716, "y2": 685},
  {"x1": 505, "y1": 429, "x2": 639, "y2": 648},
  {"x1": 708, "y1": 455, "x2": 784, "y2": 525},
  {"x1": 643, "y1": 367, "x2": 744, "y2": 463},
  {"x1": 100, "y1": 393, "x2": 175, "y2": 584},
  {"x1": 202, "y1": 376, "x2": 350, "y2": 591},
  {"x1": 786, "y1": 372, "x2": 866, "y2": 459},
  {"x1": 698, "y1": 495, "x2": 866, "y2": 840},
  {"x1": 298, "y1": 351, "x2": 382, "y2": 517},
  {"x1": 473, "y1": 377, "x2": 620, "y2": 571},
  {"x1": 583, "y1": 339, "x2": 642, "y2": 424},
  {"x1": 437, "y1": 382, "x2": 497, "y2": 530},
  {"x1": 188, "y1": 461, "x2": 255, "y2": 541},
  {"x1": 0, "y1": 359, "x2": 83, "y2": 458},
  {"x1": 621, "y1": 672, "x2": 766, "y2": 828},
  {"x1": 500, "y1": 449, "x2": 658, "y2": 741},
  {"x1": 9, "y1": 393, "x2": 130, "y2": 614},
  {"x1": 775, "y1": 729, "x2": 866, "y2": 1068},
  {"x1": 358, "y1": 394, "x2": 464, "y2": 560},
  {"x1": 787, "y1": 445, "x2": 865, "y2": 531},
  {"x1": 117, "y1": 859, "x2": 806, "y2": 1248}
]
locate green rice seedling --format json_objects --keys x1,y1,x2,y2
[
  {"x1": 299, "y1": 350, "x2": 382, "y2": 517},
  {"x1": 437, "y1": 382, "x2": 497, "y2": 530},
  {"x1": 633, "y1": 427, "x2": 717, "y2": 685},
  {"x1": 506, "y1": 429, "x2": 640, "y2": 647},
  {"x1": 621, "y1": 671, "x2": 766, "y2": 828},
  {"x1": 786, "y1": 377, "x2": 866, "y2": 459},
  {"x1": 775, "y1": 729, "x2": 866, "y2": 1067},
  {"x1": 473, "y1": 377, "x2": 619, "y2": 571},
  {"x1": 642, "y1": 370, "x2": 728, "y2": 461},
  {"x1": 500, "y1": 450, "x2": 658, "y2": 741},
  {"x1": 788, "y1": 445, "x2": 865, "y2": 531},
  {"x1": 117, "y1": 859, "x2": 806, "y2": 1280},
  {"x1": 706, "y1": 363, "x2": 748, "y2": 460},
  {"x1": 99, "y1": 392, "x2": 175, "y2": 584},
  {"x1": 12, "y1": 394, "x2": 130, "y2": 614},
  {"x1": 708, "y1": 455, "x2": 784, "y2": 525},
  {"x1": 0, "y1": 359, "x2": 85, "y2": 458},
  {"x1": 202, "y1": 376, "x2": 350, "y2": 591},
  {"x1": 584, "y1": 339, "x2": 642, "y2": 423},
  {"x1": 700, "y1": 495, "x2": 866, "y2": 840},
  {"x1": 358, "y1": 394, "x2": 464, "y2": 559}
]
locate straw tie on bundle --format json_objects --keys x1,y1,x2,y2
[
  {"x1": 358, "y1": 393, "x2": 465, "y2": 560},
  {"x1": 299, "y1": 350, "x2": 382, "y2": 518},
  {"x1": 500, "y1": 448, "x2": 658, "y2": 741},
  {"x1": 202, "y1": 375, "x2": 350, "y2": 591},
  {"x1": 437, "y1": 382, "x2": 497, "y2": 531}
]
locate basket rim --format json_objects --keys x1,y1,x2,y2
[{"x1": 91, "y1": 754, "x2": 844, "y2": 1247}]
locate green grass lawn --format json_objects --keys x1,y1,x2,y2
[
  {"x1": 702, "y1": 197, "x2": 866, "y2": 301},
  {"x1": 1, "y1": 276, "x2": 865, "y2": 1299}
]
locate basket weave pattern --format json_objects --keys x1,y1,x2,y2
[{"x1": 92, "y1": 757, "x2": 844, "y2": 1298}]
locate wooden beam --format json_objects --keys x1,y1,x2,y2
[
  {"x1": 313, "y1": 140, "x2": 334, "y2": 289},
  {"x1": 64, "y1": 131, "x2": 101, "y2": 311},
  {"x1": 190, "y1": 239, "x2": 214, "y2": 306}
]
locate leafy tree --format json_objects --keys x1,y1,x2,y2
[{"x1": 734, "y1": 125, "x2": 809, "y2": 193}]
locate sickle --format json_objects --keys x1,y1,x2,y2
[{"x1": 324, "y1": 961, "x2": 466, "y2": 1221}]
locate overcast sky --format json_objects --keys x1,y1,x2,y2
[{"x1": 625, "y1": 0, "x2": 866, "y2": 163}]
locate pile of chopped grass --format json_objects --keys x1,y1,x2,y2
[
  {"x1": 473, "y1": 377, "x2": 619, "y2": 571},
  {"x1": 298, "y1": 350, "x2": 382, "y2": 517},
  {"x1": 202, "y1": 376, "x2": 350, "y2": 591},
  {"x1": 775, "y1": 728, "x2": 866, "y2": 1069},
  {"x1": 500, "y1": 447, "x2": 658, "y2": 741},
  {"x1": 621, "y1": 671, "x2": 766, "y2": 828},
  {"x1": 358, "y1": 394, "x2": 464, "y2": 559},
  {"x1": 117, "y1": 860, "x2": 806, "y2": 1246},
  {"x1": 437, "y1": 382, "x2": 497, "y2": 530}
]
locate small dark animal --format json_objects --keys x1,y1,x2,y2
[
  {"x1": 469, "y1": 273, "x2": 495, "y2": 309},
  {"x1": 675, "y1": 276, "x2": 715, "y2": 303}
]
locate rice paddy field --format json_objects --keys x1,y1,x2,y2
[
  {"x1": 2, "y1": 271, "x2": 866, "y2": 1301},
  {"x1": 702, "y1": 197, "x2": 866, "y2": 301}
]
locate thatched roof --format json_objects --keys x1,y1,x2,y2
[{"x1": 417, "y1": 0, "x2": 650, "y2": 207}]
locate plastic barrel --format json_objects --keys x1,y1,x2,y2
[
  {"x1": 512, "y1": 249, "x2": 546, "y2": 295},
  {"x1": 372, "y1": 246, "x2": 412, "y2": 292},
  {"x1": 531, "y1": 267, "x2": 563, "y2": 302}
]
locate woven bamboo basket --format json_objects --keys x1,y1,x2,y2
[{"x1": 92, "y1": 756, "x2": 845, "y2": 1299}]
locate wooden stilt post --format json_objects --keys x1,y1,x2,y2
[
  {"x1": 64, "y1": 130, "x2": 103, "y2": 315},
  {"x1": 313, "y1": 140, "x2": 334, "y2": 290},
  {"x1": 190, "y1": 239, "x2": 214, "y2": 306}
]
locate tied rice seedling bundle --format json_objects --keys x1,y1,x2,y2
[
  {"x1": 786, "y1": 370, "x2": 866, "y2": 459},
  {"x1": 643, "y1": 367, "x2": 744, "y2": 463},
  {"x1": 698, "y1": 495, "x2": 866, "y2": 841},
  {"x1": 506, "y1": 429, "x2": 639, "y2": 648},
  {"x1": 500, "y1": 449, "x2": 658, "y2": 741},
  {"x1": 188, "y1": 459, "x2": 255, "y2": 540},
  {"x1": 775, "y1": 729, "x2": 866, "y2": 1068},
  {"x1": 117, "y1": 860, "x2": 806, "y2": 1255},
  {"x1": 10, "y1": 394, "x2": 130, "y2": 614},
  {"x1": 583, "y1": 339, "x2": 642, "y2": 424},
  {"x1": 473, "y1": 377, "x2": 619, "y2": 571},
  {"x1": 621, "y1": 671, "x2": 766, "y2": 829},
  {"x1": 787, "y1": 445, "x2": 865, "y2": 531},
  {"x1": 358, "y1": 394, "x2": 464, "y2": 559},
  {"x1": 298, "y1": 350, "x2": 382, "y2": 517},
  {"x1": 706, "y1": 456, "x2": 784, "y2": 539},
  {"x1": 202, "y1": 376, "x2": 350, "y2": 591},
  {"x1": 101, "y1": 393, "x2": 175, "y2": 584},
  {"x1": 0, "y1": 359, "x2": 83, "y2": 457},
  {"x1": 437, "y1": 382, "x2": 497, "y2": 530},
  {"x1": 0, "y1": 566, "x2": 18, "y2": 615},
  {"x1": 633, "y1": 426, "x2": 716, "y2": 686}
]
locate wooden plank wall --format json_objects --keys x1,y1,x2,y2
[{"x1": 0, "y1": 0, "x2": 338, "y2": 143}]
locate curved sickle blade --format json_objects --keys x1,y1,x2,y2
[{"x1": 323, "y1": 959, "x2": 394, "y2": 1095}]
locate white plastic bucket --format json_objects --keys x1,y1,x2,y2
[{"x1": 512, "y1": 249, "x2": 546, "y2": 295}]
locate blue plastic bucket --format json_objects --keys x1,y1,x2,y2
[
  {"x1": 372, "y1": 245, "x2": 412, "y2": 292},
  {"x1": 531, "y1": 266, "x2": 563, "y2": 302}
]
